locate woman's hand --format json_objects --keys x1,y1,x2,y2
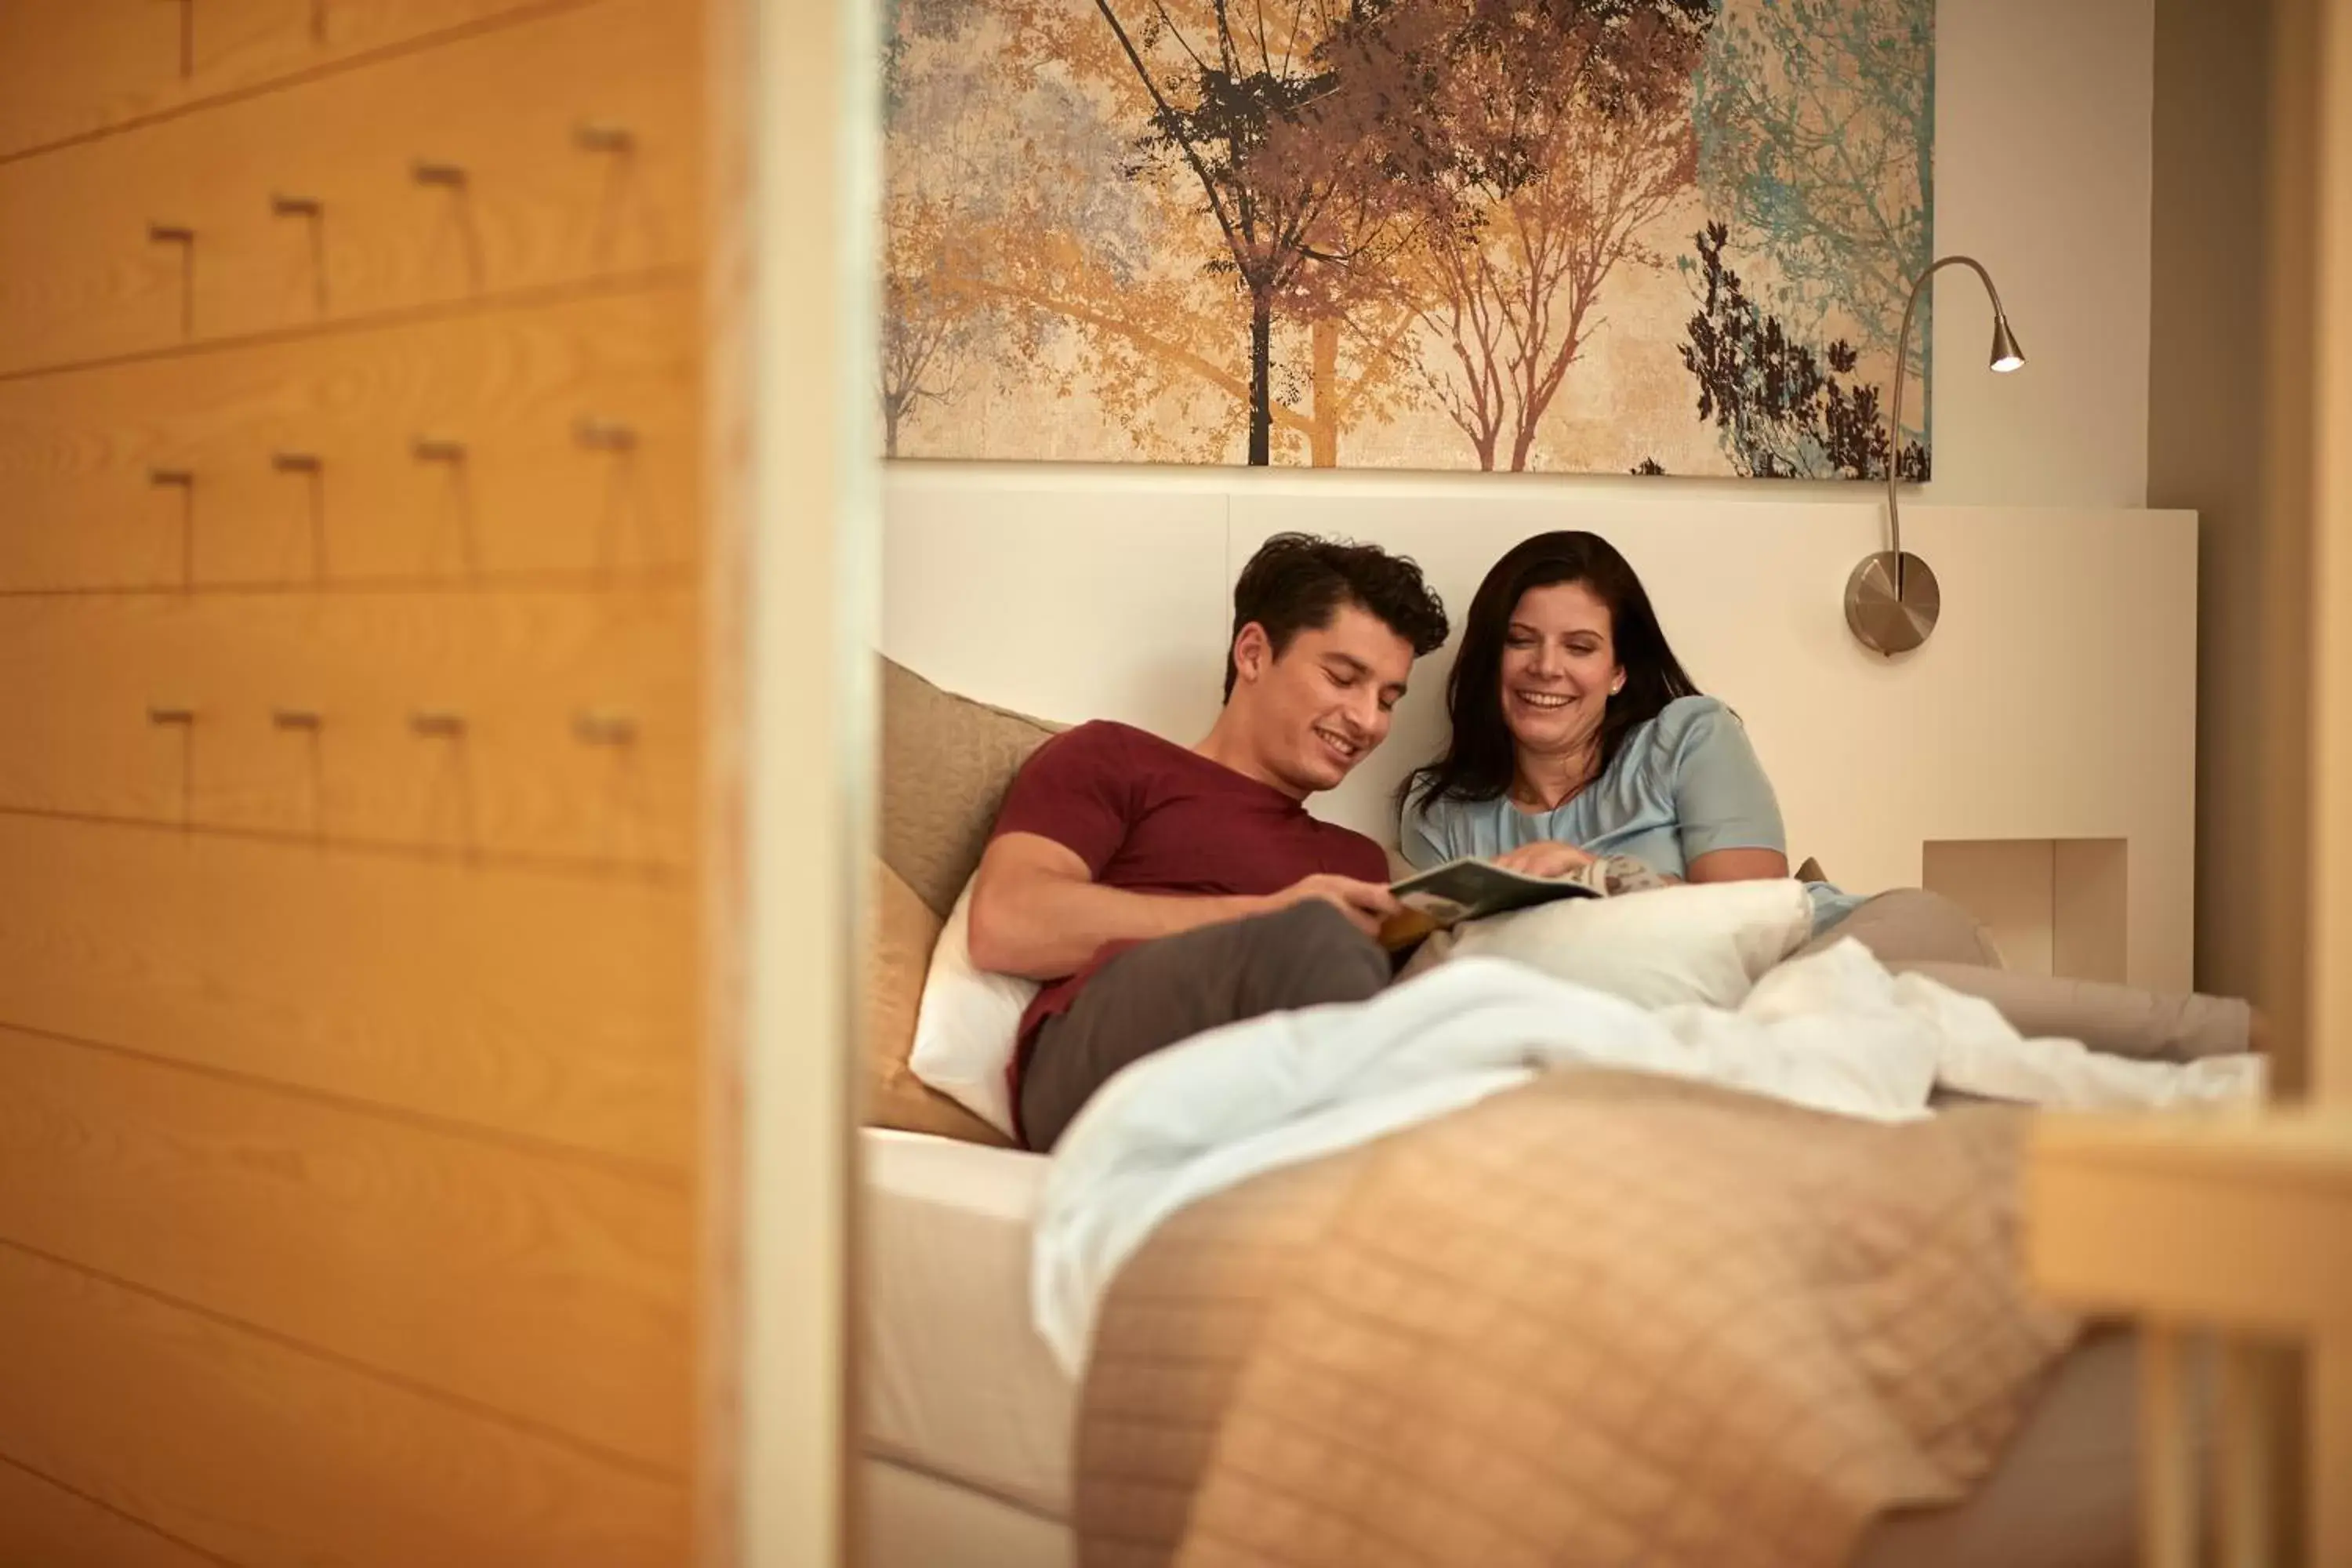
[{"x1": 1493, "y1": 840, "x2": 1597, "y2": 879}]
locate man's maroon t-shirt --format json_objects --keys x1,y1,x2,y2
[{"x1": 986, "y1": 720, "x2": 1389, "y2": 1091}]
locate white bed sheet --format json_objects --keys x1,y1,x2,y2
[{"x1": 861, "y1": 1127, "x2": 1075, "y2": 1519}]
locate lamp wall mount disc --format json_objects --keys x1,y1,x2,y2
[{"x1": 1844, "y1": 550, "x2": 1940, "y2": 657}]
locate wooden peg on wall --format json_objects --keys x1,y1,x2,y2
[
  {"x1": 572, "y1": 710, "x2": 640, "y2": 746},
  {"x1": 268, "y1": 194, "x2": 329, "y2": 314},
  {"x1": 148, "y1": 223, "x2": 198, "y2": 337},
  {"x1": 573, "y1": 417, "x2": 638, "y2": 453},
  {"x1": 574, "y1": 122, "x2": 637, "y2": 155},
  {"x1": 409, "y1": 710, "x2": 467, "y2": 739}
]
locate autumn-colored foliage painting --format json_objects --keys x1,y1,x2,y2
[{"x1": 882, "y1": 0, "x2": 1933, "y2": 475}]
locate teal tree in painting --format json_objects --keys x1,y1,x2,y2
[
  {"x1": 1685, "y1": 0, "x2": 1933, "y2": 477},
  {"x1": 1675, "y1": 221, "x2": 1926, "y2": 480}
]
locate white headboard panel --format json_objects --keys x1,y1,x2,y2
[{"x1": 884, "y1": 471, "x2": 2197, "y2": 989}]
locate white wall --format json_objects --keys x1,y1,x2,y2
[{"x1": 1928, "y1": 0, "x2": 2153, "y2": 509}]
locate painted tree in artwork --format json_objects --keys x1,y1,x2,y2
[
  {"x1": 1346, "y1": 0, "x2": 1711, "y2": 470},
  {"x1": 880, "y1": 0, "x2": 1005, "y2": 456},
  {"x1": 1691, "y1": 0, "x2": 1933, "y2": 467},
  {"x1": 893, "y1": 0, "x2": 1425, "y2": 464},
  {"x1": 1044, "y1": 0, "x2": 1421, "y2": 464}
]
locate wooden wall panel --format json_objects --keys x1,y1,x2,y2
[
  {"x1": 0, "y1": 1025, "x2": 691, "y2": 1466},
  {"x1": 0, "y1": 1461, "x2": 227, "y2": 1568},
  {"x1": 0, "y1": 0, "x2": 717, "y2": 1555},
  {"x1": 0, "y1": 285, "x2": 698, "y2": 591},
  {"x1": 0, "y1": 0, "x2": 597, "y2": 160},
  {"x1": 0, "y1": 814, "x2": 694, "y2": 1168},
  {"x1": 0, "y1": 0, "x2": 696, "y2": 376},
  {"x1": 0, "y1": 1243, "x2": 687, "y2": 1567},
  {"x1": 0, "y1": 590, "x2": 696, "y2": 866}
]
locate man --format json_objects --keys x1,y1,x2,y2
[{"x1": 968, "y1": 532, "x2": 1450, "y2": 1150}]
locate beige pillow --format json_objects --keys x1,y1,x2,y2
[
  {"x1": 866, "y1": 657, "x2": 1058, "y2": 1145},
  {"x1": 878, "y1": 656, "x2": 1059, "y2": 918},
  {"x1": 865, "y1": 857, "x2": 1013, "y2": 1145}
]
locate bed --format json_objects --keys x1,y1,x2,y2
[
  {"x1": 862, "y1": 657, "x2": 2225, "y2": 1566},
  {"x1": 860, "y1": 1127, "x2": 2173, "y2": 1568}
]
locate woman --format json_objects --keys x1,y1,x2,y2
[
  {"x1": 1400, "y1": 530, "x2": 1861, "y2": 933},
  {"x1": 1400, "y1": 531, "x2": 2256, "y2": 1062}
]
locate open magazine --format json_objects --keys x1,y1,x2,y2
[{"x1": 1377, "y1": 855, "x2": 1612, "y2": 949}]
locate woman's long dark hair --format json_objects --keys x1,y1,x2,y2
[{"x1": 1403, "y1": 532, "x2": 1700, "y2": 815}]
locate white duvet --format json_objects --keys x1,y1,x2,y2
[{"x1": 1029, "y1": 938, "x2": 2259, "y2": 1373}]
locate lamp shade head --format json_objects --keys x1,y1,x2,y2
[{"x1": 1989, "y1": 313, "x2": 2025, "y2": 372}]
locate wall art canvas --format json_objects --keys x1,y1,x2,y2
[{"x1": 883, "y1": 0, "x2": 1933, "y2": 476}]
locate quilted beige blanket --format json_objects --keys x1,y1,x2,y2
[{"x1": 1073, "y1": 1070, "x2": 2079, "y2": 1568}]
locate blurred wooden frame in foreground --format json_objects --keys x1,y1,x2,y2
[{"x1": 700, "y1": 0, "x2": 880, "y2": 1560}]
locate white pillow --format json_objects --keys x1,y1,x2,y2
[
  {"x1": 1448, "y1": 878, "x2": 1813, "y2": 1011},
  {"x1": 906, "y1": 880, "x2": 1039, "y2": 1138}
]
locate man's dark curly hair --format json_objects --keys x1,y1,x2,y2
[{"x1": 1221, "y1": 533, "x2": 1450, "y2": 701}]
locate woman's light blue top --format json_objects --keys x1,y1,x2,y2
[{"x1": 1399, "y1": 695, "x2": 1866, "y2": 934}]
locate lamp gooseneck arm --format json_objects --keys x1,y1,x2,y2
[{"x1": 1885, "y1": 255, "x2": 2010, "y2": 569}]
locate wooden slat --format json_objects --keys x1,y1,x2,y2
[
  {"x1": 0, "y1": 812, "x2": 693, "y2": 1168},
  {"x1": 2314, "y1": 0, "x2": 2352, "y2": 1102},
  {"x1": 0, "y1": 588, "x2": 695, "y2": 866},
  {"x1": 0, "y1": 285, "x2": 698, "y2": 590},
  {"x1": 0, "y1": 1458, "x2": 228, "y2": 1568},
  {"x1": 2318, "y1": 1327, "x2": 2352, "y2": 1566},
  {"x1": 0, "y1": 0, "x2": 595, "y2": 160},
  {"x1": 2138, "y1": 1326, "x2": 2198, "y2": 1568},
  {"x1": 0, "y1": 1242, "x2": 685, "y2": 1567},
  {"x1": 2216, "y1": 1336, "x2": 2283, "y2": 1568},
  {"x1": 0, "y1": 0, "x2": 697, "y2": 376},
  {"x1": 2029, "y1": 1108, "x2": 2352, "y2": 1334},
  {"x1": 0, "y1": 1024, "x2": 691, "y2": 1467}
]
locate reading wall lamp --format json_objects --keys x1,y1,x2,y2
[{"x1": 1844, "y1": 255, "x2": 2026, "y2": 657}]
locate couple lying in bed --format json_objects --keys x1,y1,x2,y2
[{"x1": 968, "y1": 529, "x2": 2254, "y2": 1152}]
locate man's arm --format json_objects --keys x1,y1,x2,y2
[{"x1": 967, "y1": 832, "x2": 1395, "y2": 980}]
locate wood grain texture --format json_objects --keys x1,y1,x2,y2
[
  {"x1": 0, "y1": 285, "x2": 697, "y2": 590},
  {"x1": 0, "y1": 1242, "x2": 687, "y2": 1567},
  {"x1": 0, "y1": 588, "x2": 696, "y2": 866},
  {"x1": 0, "y1": 0, "x2": 696, "y2": 376},
  {"x1": 0, "y1": 0, "x2": 592, "y2": 160},
  {"x1": 0, "y1": 812, "x2": 694, "y2": 1168},
  {"x1": 0, "y1": 1024, "x2": 691, "y2": 1467},
  {"x1": 0, "y1": 1458, "x2": 230, "y2": 1568}
]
